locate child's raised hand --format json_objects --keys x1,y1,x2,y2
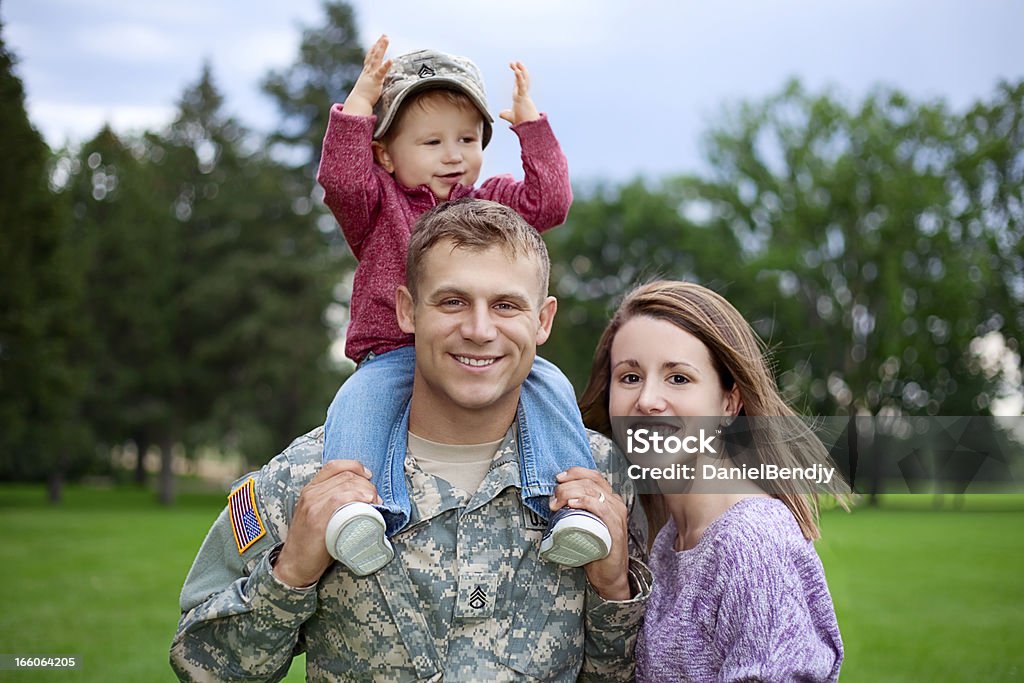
[
  {"x1": 344, "y1": 35, "x2": 393, "y2": 116},
  {"x1": 499, "y1": 61, "x2": 540, "y2": 126}
]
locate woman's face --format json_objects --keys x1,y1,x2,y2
[{"x1": 608, "y1": 315, "x2": 739, "y2": 420}]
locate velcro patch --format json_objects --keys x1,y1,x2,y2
[
  {"x1": 228, "y1": 478, "x2": 266, "y2": 554},
  {"x1": 522, "y1": 506, "x2": 547, "y2": 531},
  {"x1": 455, "y1": 572, "x2": 499, "y2": 620}
]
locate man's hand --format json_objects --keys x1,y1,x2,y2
[
  {"x1": 549, "y1": 467, "x2": 632, "y2": 601},
  {"x1": 343, "y1": 34, "x2": 392, "y2": 116},
  {"x1": 272, "y1": 460, "x2": 382, "y2": 588},
  {"x1": 498, "y1": 61, "x2": 540, "y2": 126}
]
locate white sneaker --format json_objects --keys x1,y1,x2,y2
[
  {"x1": 539, "y1": 508, "x2": 612, "y2": 567},
  {"x1": 324, "y1": 502, "x2": 394, "y2": 576}
]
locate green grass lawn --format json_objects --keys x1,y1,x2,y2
[
  {"x1": 818, "y1": 494, "x2": 1024, "y2": 682},
  {"x1": 1, "y1": 485, "x2": 1021, "y2": 681},
  {"x1": 0, "y1": 484, "x2": 225, "y2": 682}
]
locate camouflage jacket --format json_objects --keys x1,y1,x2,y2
[{"x1": 170, "y1": 425, "x2": 651, "y2": 682}]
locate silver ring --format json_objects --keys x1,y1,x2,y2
[{"x1": 598, "y1": 492, "x2": 606, "y2": 503}]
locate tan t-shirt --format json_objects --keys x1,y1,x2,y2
[{"x1": 407, "y1": 431, "x2": 504, "y2": 496}]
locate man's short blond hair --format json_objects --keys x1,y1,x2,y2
[{"x1": 406, "y1": 198, "x2": 550, "y2": 302}]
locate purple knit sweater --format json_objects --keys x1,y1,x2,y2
[
  {"x1": 636, "y1": 498, "x2": 843, "y2": 682},
  {"x1": 316, "y1": 106, "x2": 572, "y2": 362}
]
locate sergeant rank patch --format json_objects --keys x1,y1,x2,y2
[{"x1": 228, "y1": 478, "x2": 266, "y2": 553}]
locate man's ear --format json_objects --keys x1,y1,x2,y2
[
  {"x1": 372, "y1": 141, "x2": 395, "y2": 173},
  {"x1": 534, "y1": 296, "x2": 557, "y2": 346},
  {"x1": 396, "y1": 286, "x2": 416, "y2": 333}
]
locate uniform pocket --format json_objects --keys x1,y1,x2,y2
[
  {"x1": 307, "y1": 564, "x2": 424, "y2": 680},
  {"x1": 503, "y1": 555, "x2": 587, "y2": 679}
]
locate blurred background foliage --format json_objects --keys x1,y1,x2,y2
[
  {"x1": 545, "y1": 79, "x2": 1024, "y2": 416},
  {"x1": 1, "y1": 2, "x2": 1021, "y2": 503}
]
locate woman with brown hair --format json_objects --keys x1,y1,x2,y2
[{"x1": 580, "y1": 280, "x2": 846, "y2": 682}]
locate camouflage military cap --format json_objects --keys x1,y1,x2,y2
[{"x1": 373, "y1": 49, "x2": 494, "y2": 148}]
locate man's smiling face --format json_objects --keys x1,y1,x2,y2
[{"x1": 397, "y1": 239, "x2": 555, "y2": 436}]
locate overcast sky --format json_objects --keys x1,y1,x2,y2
[{"x1": 4, "y1": 0, "x2": 1023, "y2": 183}]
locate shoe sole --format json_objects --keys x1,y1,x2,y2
[
  {"x1": 539, "y1": 512, "x2": 612, "y2": 567},
  {"x1": 325, "y1": 504, "x2": 394, "y2": 576}
]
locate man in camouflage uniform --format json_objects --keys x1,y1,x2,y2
[{"x1": 170, "y1": 199, "x2": 652, "y2": 681}]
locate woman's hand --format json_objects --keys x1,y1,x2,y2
[{"x1": 550, "y1": 467, "x2": 633, "y2": 601}]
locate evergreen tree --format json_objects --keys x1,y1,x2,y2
[
  {"x1": 49, "y1": 64, "x2": 344, "y2": 503},
  {"x1": 261, "y1": 0, "x2": 365, "y2": 176},
  {"x1": 160, "y1": 64, "x2": 343, "y2": 480},
  {"x1": 56, "y1": 126, "x2": 180, "y2": 488},
  {"x1": 0, "y1": 26, "x2": 90, "y2": 500},
  {"x1": 259, "y1": 0, "x2": 367, "y2": 394}
]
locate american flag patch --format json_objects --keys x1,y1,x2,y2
[{"x1": 228, "y1": 478, "x2": 266, "y2": 554}]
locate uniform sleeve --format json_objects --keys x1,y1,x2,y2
[
  {"x1": 475, "y1": 114, "x2": 573, "y2": 232},
  {"x1": 169, "y1": 432, "x2": 324, "y2": 682},
  {"x1": 170, "y1": 547, "x2": 317, "y2": 682},
  {"x1": 579, "y1": 559, "x2": 652, "y2": 682},
  {"x1": 578, "y1": 431, "x2": 653, "y2": 682},
  {"x1": 316, "y1": 104, "x2": 385, "y2": 259}
]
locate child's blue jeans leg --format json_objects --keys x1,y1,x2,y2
[
  {"x1": 518, "y1": 356, "x2": 597, "y2": 522},
  {"x1": 323, "y1": 346, "x2": 415, "y2": 535}
]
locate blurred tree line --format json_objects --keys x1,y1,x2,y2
[
  {"x1": 1, "y1": 3, "x2": 1021, "y2": 504},
  {"x1": 0, "y1": 5, "x2": 364, "y2": 502},
  {"x1": 546, "y1": 79, "x2": 1023, "y2": 419}
]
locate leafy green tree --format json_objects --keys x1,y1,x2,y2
[
  {"x1": 545, "y1": 80, "x2": 1023, "y2": 421},
  {"x1": 953, "y1": 81, "x2": 1024, "y2": 410},
  {"x1": 544, "y1": 179, "x2": 742, "y2": 387},
  {"x1": 0, "y1": 27, "x2": 91, "y2": 500},
  {"x1": 688, "y1": 80, "x2": 1021, "y2": 416}
]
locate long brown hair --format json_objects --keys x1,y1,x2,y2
[{"x1": 580, "y1": 280, "x2": 847, "y2": 542}]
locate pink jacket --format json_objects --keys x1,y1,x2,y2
[{"x1": 317, "y1": 106, "x2": 572, "y2": 362}]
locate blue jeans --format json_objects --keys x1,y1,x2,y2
[{"x1": 323, "y1": 346, "x2": 596, "y2": 535}]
